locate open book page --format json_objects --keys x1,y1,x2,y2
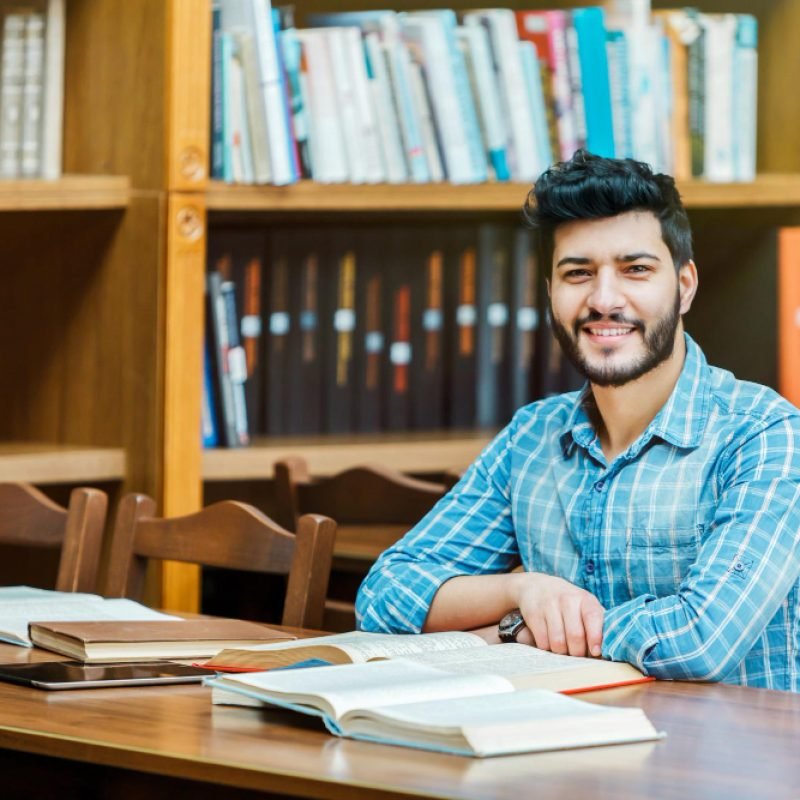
[
  {"x1": 207, "y1": 630, "x2": 487, "y2": 669},
  {"x1": 397, "y1": 643, "x2": 647, "y2": 692},
  {"x1": 0, "y1": 587, "x2": 179, "y2": 647},
  {"x1": 340, "y1": 688, "x2": 664, "y2": 757},
  {"x1": 209, "y1": 659, "x2": 513, "y2": 721}
]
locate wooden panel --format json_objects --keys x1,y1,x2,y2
[
  {"x1": 63, "y1": 0, "x2": 167, "y2": 188},
  {"x1": 0, "y1": 176, "x2": 129, "y2": 211},
  {"x1": 160, "y1": 193, "x2": 207, "y2": 612},
  {"x1": 0, "y1": 444, "x2": 125, "y2": 484},
  {"x1": 165, "y1": 0, "x2": 211, "y2": 191},
  {"x1": 203, "y1": 433, "x2": 492, "y2": 480}
]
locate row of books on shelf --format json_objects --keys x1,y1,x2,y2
[
  {"x1": 202, "y1": 222, "x2": 583, "y2": 448},
  {"x1": 210, "y1": 1, "x2": 757, "y2": 188},
  {"x1": 0, "y1": 0, "x2": 63, "y2": 180}
]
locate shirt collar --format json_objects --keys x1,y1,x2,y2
[{"x1": 559, "y1": 333, "x2": 710, "y2": 459}]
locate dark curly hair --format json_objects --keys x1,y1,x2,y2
[{"x1": 523, "y1": 150, "x2": 693, "y2": 274}]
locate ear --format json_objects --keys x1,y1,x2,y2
[
  {"x1": 546, "y1": 277, "x2": 551, "y2": 297},
  {"x1": 678, "y1": 260, "x2": 698, "y2": 315}
]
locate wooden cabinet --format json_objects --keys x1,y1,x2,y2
[{"x1": 4, "y1": 0, "x2": 800, "y2": 611}]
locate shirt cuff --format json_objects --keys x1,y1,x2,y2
[{"x1": 601, "y1": 595, "x2": 660, "y2": 670}]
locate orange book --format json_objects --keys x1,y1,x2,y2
[{"x1": 779, "y1": 228, "x2": 800, "y2": 408}]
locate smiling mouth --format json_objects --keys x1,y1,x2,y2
[{"x1": 583, "y1": 326, "x2": 636, "y2": 338}]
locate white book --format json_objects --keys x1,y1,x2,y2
[
  {"x1": 208, "y1": 658, "x2": 663, "y2": 758},
  {"x1": 40, "y1": 0, "x2": 64, "y2": 179},
  {"x1": 342, "y1": 26, "x2": 385, "y2": 183},
  {"x1": 702, "y1": 13, "x2": 737, "y2": 182},
  {"x1": 0, "y1": 586, "x2": 178, "y2": 647},
  {"x1": 364, "y1": 31, "x2": 407, "y2": 183},
  {"x1": 402, "y1": 15, "x2": 474, "y2": 184},
  {"x1": 408, "y1": 59, "x2": 444, "y2": 182},
  {"x1": 324, "y1": 27, "x2": 365, "y2": 183},
  {"x1": 19, "y1": 12, "x2": 44, "y2": 177},
  {"x1": 227, "y1": 38, "x2": 254, "y2": 183},
  {"x1": 296, "y1": 29, "x2": 348, "y2": 183},
  {"x1": 732, "y1": 14, "x2": 757, "y2": 182},
  {"x1": 464, "y1": 10, "x2": 543, "y2": 181},
  {"x1": 0, "y1": 11, "x2": 26, "y2": 178},
  {"x1": 233, "y1": 28, "x2": 272, "y2": 183}
]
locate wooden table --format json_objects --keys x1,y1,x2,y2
[{"x1": 0, "y1": 641, "x2": 798, "y2": 800}]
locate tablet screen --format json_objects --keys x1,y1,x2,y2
[{"x1": 0, "y1": 660, "x2": 209, "y2": 690}]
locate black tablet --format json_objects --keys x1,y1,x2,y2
[{"x1": 0, "y1": 660, "x2": 209, "y2": 690}]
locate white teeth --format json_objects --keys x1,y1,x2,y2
[{"x1": 587, "y1": 328, "x2": 631, "y2": 337}]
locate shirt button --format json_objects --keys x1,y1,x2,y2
[
  {"x1": 585, "y1": 560, "x2": 595, "y2": 574},
  {"x1": 595, "y1": 481, "x2": 604, "y2": 491}
]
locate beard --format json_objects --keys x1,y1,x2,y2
[{"x1": 550, "y1": 291, "x2": 681, "y2": 388}]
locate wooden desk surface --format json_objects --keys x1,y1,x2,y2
[{"x1": 0, "y1": 640, "x2": 798, "y2": 800}]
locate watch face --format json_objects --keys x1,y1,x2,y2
[{"x1": 498, "y1": 609, "x2": 525, "y2": 643}]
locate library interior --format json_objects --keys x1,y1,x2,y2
[{"x1": 1, "y1": 0, "x2": 800, "y2": 797}]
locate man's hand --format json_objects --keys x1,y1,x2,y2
[{"x1": 512, "y1": 573, "x2": 605, "y2": 657}]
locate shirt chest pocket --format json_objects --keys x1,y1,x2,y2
[{"x1": 623, "y1": 524, "x2": 703, "y2": 599}]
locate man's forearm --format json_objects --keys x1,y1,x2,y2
[{"x1": 422, "y1": 574, "x2": 521, "y2": 632}]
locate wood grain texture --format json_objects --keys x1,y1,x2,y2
[
  {"x1": 0, "y1": 639, "x2": 797, "y2": 799},
  {"x1": 0, "y1": 444, "x2": 125, "y2": 483},
  {"x1": 0, "y1": 176, "x2": 129, "y2": 210}
]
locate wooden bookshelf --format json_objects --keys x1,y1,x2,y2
[
  {"x1": 0, "y1": 444, "x2": 125, "y2": 484},
  {"x1": 203, "y1": 432, "x2": 493, "y2": 481},
  {"x1": 207, "y1": 173, "x2": 800, "y2": 213},
  {"x1": 0, "y1": 175, "x2": 130, "y2": 211}
]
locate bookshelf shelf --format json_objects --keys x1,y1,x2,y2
[
  {"x1": 202, "y1": 432, "x2": 493, "y2": 480},
  {"x1": 0, "y1": 175, "x2": 130, "y2": 211},
  {"x1": 0, "y1": 444, "x2": 126, "y2": 484},
  {"x1": 206, "y1": 174, "x2": 800, "y2": 213}
]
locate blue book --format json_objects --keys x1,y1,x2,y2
[
  {"x1": 202, "y1": 342, "x2": 219, "y2": 448},
  {"x1": 212, "y1": 26, "x2": 234, "y2": 182},
  {"x1": 519, "y1": 40, "x2": 553, "y2": 171},
  {"x1": 573, "y1": 7, "x2": 615, "y2": 158},
  {"x1": 272, "y1": 7, "x2": 300, "y2": 181}
]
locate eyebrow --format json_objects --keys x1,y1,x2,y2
[{"x1": 555, "y1": 252, "x2": 662, "y2": 269}]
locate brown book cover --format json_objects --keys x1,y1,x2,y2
[{"x1": 29, "y1": 619, "x2": 296, "y2": 663}]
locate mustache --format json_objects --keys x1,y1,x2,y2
[{"x1": 573, "y1": 312, "x2": 645, "y2": 335}]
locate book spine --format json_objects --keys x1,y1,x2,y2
[
  {"x1": 221, "y1": 280, "x2": 250, "y2": 446},
  {"x1": 564, "y1": 17, "x2": 587, "y2": 152},
  {"x1": 407, "y1": 58, "x2": 445, "y2": 183},
  {"x1": 265, "y1": 231, "x2": 292, "y2": 435},
  {"x1": 41, "y1": 0, "x2": 64, "y2": 179},
  {"x1": 240, "y1": 251, "x2": 264, "y2": 434},
  {"x1": 211, "y1": 5, "x2": 227, "y2": 180},
  {"x1": 202, "y1": 341, "x2": 220, "y2": 447},
  {"x1": 19, "y1": 12, "x2": 44, "y2": 177},
  {"x1": 605, "y1": 29, "x2": 633, "y2": 159},
  {"x1": 235, "y1": 29, "x2": 272, "y2": 183},
  {"x1": 732, "y1": 14, "x2": 758, "y2": 182},
  {"x1": 518, "y1": 41, "x2": 553, "y2": 172},
  {"x1": 0, "y1": 12, "x2": 26, "y2": 178},
  {"x1": 509, "y1": 228, "x2": 539, "y2": 412},
  {"x1": 687, "y1": 10, "x2": 706, "y2": 177},
  {"x1": 228, "y1": 35, "x2": 254, "y2": 183},
  {"x1": 778, "y1": 228, "x2": 800, "y2": 409},
  {"x1": 207, "y1": 270, "x2": 239, "y2": 447},
  {"x1": 279, "y1": 27, "x2": 312, "y2": 178},
  {"x1": 272, "y1": 7, "x2": 301, "y2": 182},
  {"x1": 702, "y1": 14, "x2": 737, "y2": 182},
  {"x1": 572, "y1": 8, "x2": 615, "y2": 159}
]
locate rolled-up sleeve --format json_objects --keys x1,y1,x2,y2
[
  {"x1": 356, "y1": 422, "x2": 520, "y2": 633},
  {"x1": 603, "y1": 414, "x2": 800, "y2": 681}
]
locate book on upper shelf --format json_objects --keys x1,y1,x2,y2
[
  {"x1": 207, "y1": 657, "x2": 663, "y2": 757},
  {"x1": 28, "y1": 618, "x2": 296, "y2": 663},
  {"x1": 203, "y1": 629, "x2": 649, "y2": 694},
  {"x1": 0, "y1": 586, "x2": 178, "y2": 647}
]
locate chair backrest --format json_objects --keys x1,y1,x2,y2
[
  {"x1": 273, "y1": 457, "x2": 450, "y2": 630},
  {"x1": 104, "y1": 494, "x2": 337, "y2": 629},
  {"x1": 0, "y1": 483, "x2": 107, "y2": 593},
  {"x1": 274, "y1": 456, "x2": 448, "y2": 532}
]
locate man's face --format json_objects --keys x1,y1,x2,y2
[{"x1": 548, "y1": 211, "x2": 697, "y2": 388}]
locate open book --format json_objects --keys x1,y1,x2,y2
[
  {"x1": 0, "y1": 586, "x2": 178, "y2": 647},
  {"x1": 28, "y1": 618, "x2": 295, "y2": 662},
  {"x1": 204, "y1": 630, "x2": 649, "y2": 694},
  {"x1": 207, "y1": 659, "x2": 663, "y2": 757}
]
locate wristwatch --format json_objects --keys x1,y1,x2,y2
[{"x1": 498, "y1": 608, "x2": 526, "y2": 643}]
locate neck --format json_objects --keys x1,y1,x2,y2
[{"x1": 590, "y1": 332, "x2": 687, "y2": 462}]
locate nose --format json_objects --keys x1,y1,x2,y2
[{"x1": 587, "y1": 268, "x2": 625, "y2": 315}]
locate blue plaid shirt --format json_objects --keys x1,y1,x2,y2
[{"x1": 357, "y1": 335, "x2": 800, "y2": 690}]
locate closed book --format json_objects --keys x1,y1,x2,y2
[
  {"x1": 29, "y1": 619, "x2": 296, "y2": 663},
  {"x1": 686, "y1": 9, "x2": 706, "y2": 177},
  {"x1": 207, "y1": 270, "x2": 239, "y2": 447},
  {"x1": 285, "y1": 228, "x2": 324, "y2": 434},
  {"x1": 0, "y1": 11, "x2": 26, "y2": 177},
  {"x1": 354, "y1": 228, "x2": 385, "y2": 433},
  {"x1": 475, "y1": 224, "x2": 511, "y2": 428},
  {"x1": 40, "y1": 0, "x2": 64, "y2": 179},
  {"x1": 732, "y1": 14, "x2": 757, "y2": 182},
  {"x1": 411, "y1": 230, "x2": 446, "y2": 430},
  {"x1": 323, "y1": 231, "x2": 358, "y2": 433},
  {"x1": 221, "y1": 279, "x2": 250, "y2": 446},
  {"x1": 19, "y1": 11, "x2": 44, "y2": 177},
  {"x1": 446, "y1": 227, "x2": 478, "y2": 428},
  {"x1": 264, "y1": 229, "x2": 292, "y2": 435},
  {"x1": 383, "y1": 229, "x2": 413, "y2": 431},
  {"x1": 509, "y1": 228, "x2": 540, "y2": 412},
  {"x1": 779, "y1": 228, "x2": 800, "y2": 409}
]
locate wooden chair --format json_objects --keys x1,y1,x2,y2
[
  {"x1": 274, "y1": 457, "x2": 450, "y2": 630},
  {"x1": 0, "y1": 483, "x2": 107, "y2": 593},
  {"x1": 104, "y1": 494, "x2": 336, "y2": 629}
]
